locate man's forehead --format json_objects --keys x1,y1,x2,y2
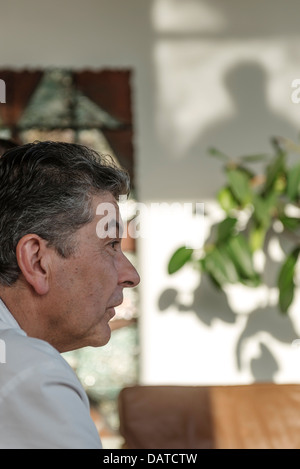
[{"x1": 93, "y1": 191, "x2": 119, "y2": 207}]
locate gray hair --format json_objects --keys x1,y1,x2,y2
[{"x1": 0, "y1": 141, "x2": 130, "y2": 286}]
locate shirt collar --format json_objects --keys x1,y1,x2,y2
[{"x1": 0, "y1": 298, "x2": 23, "y2": 331}]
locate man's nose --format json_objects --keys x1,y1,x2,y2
[{"x1": 118, "y1": 252, "x2": 140, "y2": 288}]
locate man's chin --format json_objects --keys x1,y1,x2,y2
[{"x1": 93, "y1": 324, "x2": 112, "y2": 347}]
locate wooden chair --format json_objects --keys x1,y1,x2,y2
[{"x1": 118, "y1": 383, "x2": 300, "y2": 449}]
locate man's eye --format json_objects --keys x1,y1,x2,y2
[{"x1": 109, "y1": 241, "x2": 120, "y2": 250}]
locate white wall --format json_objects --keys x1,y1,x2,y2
[{"x1": 2, "y1": 0, "x2": 300, "y2": 385}]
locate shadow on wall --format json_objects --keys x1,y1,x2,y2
[
  {"x1": 198, "y1": 0, "x2": 300, "y2": 38},
  {"x1": 158, "y1": 276, "x2": 298, "y2": 382},
  {"x1": 157, "y1": 59, "x2": 300, "y2": 380},
  {"x1": 158, "y1": 214, "x2": 300, "y2": 381},
  {"x1": 186, "y1": 59, "x2": 298, "y2": 200},
  {"x1": 197, "y1": 61, "x2": 296, "y2": 158}
]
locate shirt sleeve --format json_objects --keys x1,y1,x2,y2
[{"x1": 0, "y1": 360, "x2": 102, "y2": 449}]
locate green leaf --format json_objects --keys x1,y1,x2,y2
[
  {"x1": 252, "y1": 192, "x2": 278, "y2": 227},
  {"x1": 238, "y1": 153, "x2": 270, "y2": 163},
  {"x1": 217, "y1": 186, "x2": 238, "y2": 212},
  {"x1": 207, "y1": 273, "x2": 222, "y2": 290},
  {"x1": 208, "y1": 147, "x2": 230, "y2": 161},
  {"x1": 225, "y1": 234, "x2": 258, "y2": 281},
  {"x1": 203, "y1": 247, "x2": 240, "y2": 286},
  {"x1": 279, "y1": 283, "x2": 294, "y2": 314},
  {"x1": 217, "y1": 216, "x2": 238, "y2": 244},
  {"x1": 226, "y1": 168, "x2": 252, "y2": 205},
  {"x1": 249, "y1": 224, "x2": 267, "y2": 252},
  {"x1": 287, "y1": 163, "x2": 300, "y2": 201},
  {"x1": 252, "y1": 195, "x2": 269, "y2": 226},
  {"x1": 217, "y1": 246, "x2": 241, "y2": 283},
  {"x1": 277, "y1": 248, "x2": 300, "y2": 313},
  {"x1": 168, "y1": 246, "x2": 194, "y2": 274},
  {"x1": 264, "y1": 152, "x2": 286, "y2": 194},
  {"x1": 279, "y1": 215, "x2": 300, "y2": 231}
]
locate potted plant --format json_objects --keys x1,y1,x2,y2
[{"x1": 168, "y1": 136, "x2": 300, "y2": 314}]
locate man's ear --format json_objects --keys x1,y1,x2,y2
[{"x1": 16, "y1": 234, "x2": 51, "y2": 295}]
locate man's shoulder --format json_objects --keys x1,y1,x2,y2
[
  {"x1": 0, "y1": 327, "x2": 101, "y2": 449},
  {"x1": 0, "y1": 326, "x2": 78, "y2": 387}
]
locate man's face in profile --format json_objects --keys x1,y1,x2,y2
[{"x1": 45, "y1": 191, "x2": 140, "y2": 352}]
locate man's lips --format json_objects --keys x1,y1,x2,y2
[
  {"x1": 108, "y1": 299, "x2": 123, "y2": 309},
  {"x1": 107, "y1": 299, "x2": 123, "y2": 319}
]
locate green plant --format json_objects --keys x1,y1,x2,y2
[{"x1": 168, "y1": 136, "x2": 300, "y2": 314}]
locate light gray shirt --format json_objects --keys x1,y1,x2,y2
[{"x1": 0, "y1": 299, "x2": 102, "y2": 449}]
